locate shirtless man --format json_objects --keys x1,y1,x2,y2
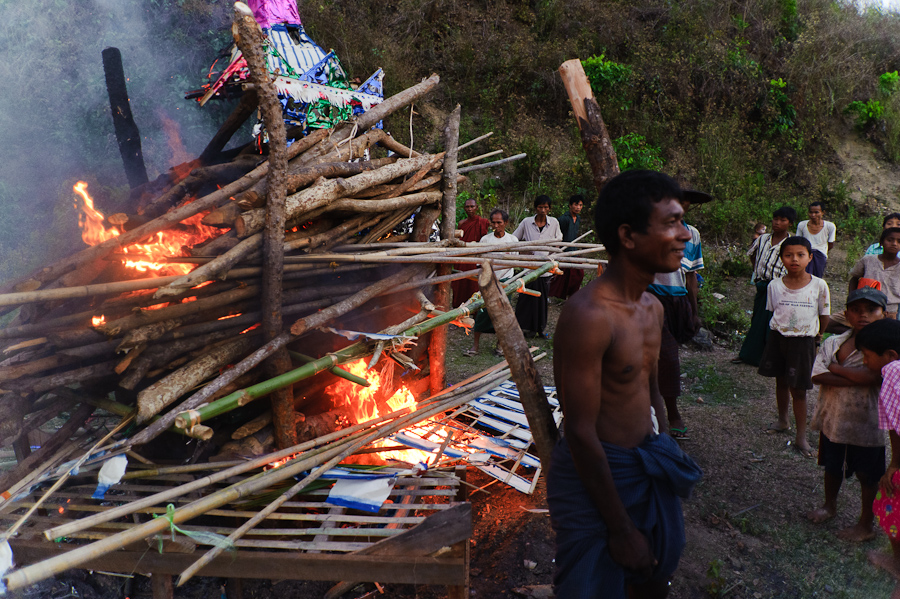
[{"x1": 548, "y1": 170, "x2": 704, "y2": 599}]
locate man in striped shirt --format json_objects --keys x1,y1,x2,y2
[{"x1": 733, "y1": 206, "x2": 797, "y2": 366}]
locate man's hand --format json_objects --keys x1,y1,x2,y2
[{"x1": 608, "y1": 525, "x2": 657, "y2": 578}]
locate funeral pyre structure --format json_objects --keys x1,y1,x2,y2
[{"x1": 0, "y1": 5, "x2": 604, "y2": 594}]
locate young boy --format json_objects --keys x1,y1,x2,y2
[
  {"x1": 758, "y1": 236, "x2": 830, "y2": 458},
  {"x1": 865, "y1": 213, "x2": 900, "y2": 256},
  {"x1": 855, "y1": 319, "x2": 900, "y2": 592},
  {"x1": 734, "y1": 206, "x2": 797, "y2": 366},
  {"x1": 796, "y1": 201, "x2": 836, "y2": 278},
  {"x1": 808, "y1": 288, "x2": 888, "y2": 541}
]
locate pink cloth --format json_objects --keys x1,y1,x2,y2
[
  {"x1": 248, "y1": 0, "x2": 302, "y2": 28},
  {"x1": 878, "y1": 360, "x2": 900, "y2": 431},
  {"x1": 874, "y1": 470, "x2": 900, "y2": 539}
]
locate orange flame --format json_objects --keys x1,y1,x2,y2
[
  {"x1": 73, "y1": 182, "x2": 221, "y2": 276},
  {"x1": 92, "y1": 315, "x2": 106, "y2": 327},
  {"x1": 328, "y1": 360, "x2": 437, "y2": 464}
]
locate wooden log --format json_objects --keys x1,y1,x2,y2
[
  {"x1": 156, "y1": 234, "x2": 263, "y2": 296},
  {"x1": 559, "y1": 58, "x2": 620, "y2": 194},
  {"x1": 326, "y1": 191, "x2": 441, "y2": 214},
  {"x1": 201, "y1": 202, "x2": 243, "y2": 228},
  {"x1": 199, "y1": 88, "x2": 259, "y2": 164},
  {"x1": 237, "y1": 154, "x2": 442, "y2": 239},
  {"x1": 478, "y1": 261, "x2": 558, "y2": 470},
  {"x1": 371, "y1": 153, "x2": 442, "y2": 201},
  {"x1": 99, "y1": 286, "x2": 258, "y2": 337},
  {"x1": 324, "y1": 503, "x2": 472, "y2": 599},
  {"x1": 430, "y1": 106, "x2": 461, "y2": 394},
  {"x1": 137, "y1": 335, "x2": 256, "y2": 423},
  {"x1": 2, "y1": 361, "x2": 117, "y2": 394},
  {"x1": 102, "y1": 47, "x2": 149, "y2": 189}
]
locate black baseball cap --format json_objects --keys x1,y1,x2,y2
[
  {"x1": 847, "y1": 287, "x2": 888, "y2": 309},
  {"x1": 682, "y1": 189, "x2": 713, "y2": 205}
]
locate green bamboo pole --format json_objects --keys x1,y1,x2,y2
[
  {"x1": 173, "y1": 345, "x2": 370, "y2": 430},
  {"x1": 289, "y1": 351, "x2": 370, "y2": 387},
  {"x1": 171, "y1": 261, "x2": 556, "y2": 431}
]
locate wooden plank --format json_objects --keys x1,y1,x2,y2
[
  {"x1": 8, "y1": 540, "x2": 467, "y2": 585},
  {"x1": 151, "y1": 572, "x2": 173, "y2": 599}
]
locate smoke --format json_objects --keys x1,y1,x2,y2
[{"x1": 0, "y1": 0, "x2": 235, "y2": 281}]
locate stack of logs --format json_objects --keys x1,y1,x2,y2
[{"x1": 0, "y1": 6, "x2": 607, "y2": 510}]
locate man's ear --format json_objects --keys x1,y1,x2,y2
[
  {"x1": 888, "y1": 349, "x2": 900, "y2": 362},
  {"x1": 618, "y1": 223, "x2": 636, "y2": 251}
]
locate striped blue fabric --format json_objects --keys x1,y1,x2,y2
[
  {"x1": 547, "y1": 434, "x2": 702, "y2": 598},
  {"x1": 265, "y1": 25, "x2": 328, "y2": 78}
]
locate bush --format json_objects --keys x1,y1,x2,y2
[{"x1": 612, "y1": 133, "x2": 664, "y2": 171}]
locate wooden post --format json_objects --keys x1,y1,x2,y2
[
  {"x1": 430, "y1": 105, "x2": 461, "y2": 394},
  {"x1": 102, "y1": 47, "x2": 149, "y2": 189},
  {"x1": 558, "y1": 59, "x2": 620, "y2": 195},
  {"x1": 478, "y1": 261, "x2": 558, "y2": 471},
  {"x1": 232, "y1": 2, "x2": 296, "y2": 449},
  {"x1": 151, "y1": 573, "x2": 174, "y2": 599}
]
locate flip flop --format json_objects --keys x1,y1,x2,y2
[
  {"x1": 670, "y1": 427, "x2": 689, "y2": 440},
  {"x1": 765, "y1": 424, "x2": 791, "y2": 434},
  {"x1": 794, "y1": 444, "x2": 814, "y2": 459},
  {"x1": 730, "y1": 357, "x2": 744, "y2": 364},
  {"x1": 463, "y1": 349, "x2": 478, "y2": 357}
]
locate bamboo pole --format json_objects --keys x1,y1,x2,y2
[
  {"x1": 289, "y1": 352, "x2": 370, "y2": 387},
  {"x1": 457, "y1": 153, "x2": 526, "y2": 174}
]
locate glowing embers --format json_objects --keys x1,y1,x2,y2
[
  {"x1": 73, "y1": 181, "x2": 221, "y2": 276},
  {"x1": 91, "y1": 315, "x2": 106, "y2": 327}
]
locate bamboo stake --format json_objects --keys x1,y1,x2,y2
[
  {"x1": 289, "y1": 352, "x2": 370, "y2": 387},
  {"x1": 457, "y1": 152, "x2": 526, "y2": 174},
  {"x1": 457, "y1": 131, "x2": 493, "y2": 152}
]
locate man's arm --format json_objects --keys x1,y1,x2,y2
[
  {"x1": 685, "y1": 271, "x2": 700, "y2": 331},
  {"x1": 818, "y1": 314, "x2": 830, "y2": 336},
  {"x1": 554, "y1": 303, "x2": 657, "y2": 577},
  {"x1": 512, "y1": 219, "x2": 527, "y2": 241},
  {"x1": 811, "y1": 372, "x2": 858, "y2": 386}
]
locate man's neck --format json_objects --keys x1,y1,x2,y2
[
  {"x1": 534, "y1": 215, "x2": 548, "y2": 226},
  {"x1": 601, "y1": 258, "x2": 654, "y2": 302},
  {"x1": 771, "y1": 230, "x2": 789, "y2": 243}
]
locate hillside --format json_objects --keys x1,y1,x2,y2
[{"x1": 2, "y1": 0, "x2": 900, "y2": 282}]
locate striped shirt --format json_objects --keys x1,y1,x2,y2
[
  {"x1": 649, "y1": 222, "x2": 703, "y2": 297},
  {"x1": 748, "y1": 233, "x2": 787, "y2": 282},
  {"x1": 878, "y1": 360, "x2": 900, "y2": 432}
]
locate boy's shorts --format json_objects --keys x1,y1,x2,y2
[
  {"x1": 818, "y1": 432, "x2": 886, "y2": 483},
  {"x1": 757, "y1": 330, "x2": 816, "y2": 389}
]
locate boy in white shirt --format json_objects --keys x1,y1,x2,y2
[
  {"x1": 758, "y1": 236, "x2": 831, "y2": 458},
  {"x1": 796, "y1": 201, "x2": 836, "y2": 278}
]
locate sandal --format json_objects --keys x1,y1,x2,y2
[
  {"x1": 493, "y1": 347, "x2": 504, "y2": 357},
  {"x1": 463, "y1": 348, "x2": 478, "y2": 357},
  {"x1": 670, "y1": 427, "x2": 689, "y2": 440}
]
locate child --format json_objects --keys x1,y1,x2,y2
[
  {"x1": 855, "y1": 319, "x2": 900, "y2": 591},
  {"x1": 758, "y1": 236, "x2": 830, "y2": 458},
  {"x1": 865, "y1": 213, "x2": 900, "y2": 256},
  {"x1": 808, "y1": 288, "x2": 888, "y2": 541},
  {"x1": 849, "y1": 227, "x2": 900, "y2": 320},
  {"x1": 796, "y1": 201, "x2": 836, "y2": 278},
  {"x1": 466, "y1": 208, "x2": 517, "y2": 356},
  {"x1": 753, "y1": 222, "x2": 767, "y2": 240},
  {"x1": 733, "y1": 206, "x2": 797, "y2": 366}
]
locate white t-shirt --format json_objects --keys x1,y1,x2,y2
[
  {"x1": 796, "y1": 220, "x2": 836, "y2": 256},
  {"x1": 479, "y1": 232, "x2": 518, "y2": 280},
  {"x1": 766, "y1": 276, "x2": 831, "y2": 337}
]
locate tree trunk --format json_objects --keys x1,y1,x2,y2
[{"x1": 558, "y1": 59, "x2": 620, "y2": 195}]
